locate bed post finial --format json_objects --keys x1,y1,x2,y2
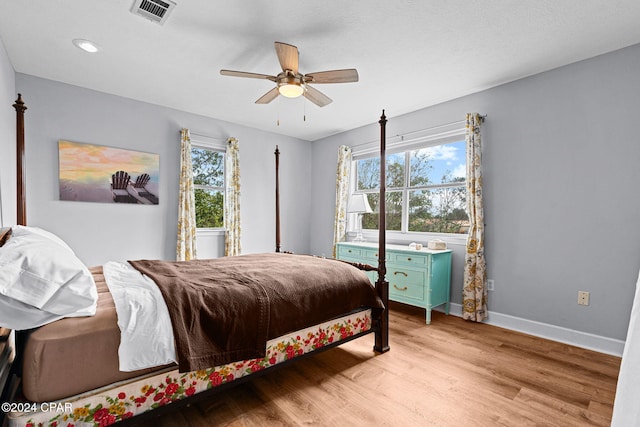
[
  {"x1": 374, "y1": 109, "x2": 390, "y2": 353},
  {"x1": 275, "y1": 145, "x2": 281, "y2": 253},
  {"x1": 13, "y1": 94, "x2": 27, "y2": 226}
]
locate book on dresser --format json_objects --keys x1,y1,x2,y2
[{"x1": 336, "y1": 241, "x2": 452, "y2": 324}]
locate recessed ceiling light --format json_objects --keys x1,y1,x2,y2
[{"x1": 72, "y1": 39, "x2": 101, "y2": 53}]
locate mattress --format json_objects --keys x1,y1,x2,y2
[{"x1": 21, "y1": 267, "x2": 169, "y2": 402}]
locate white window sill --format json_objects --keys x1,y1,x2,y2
[{"x1": 196, "y1": 228, "x2": 225, "y2": 236}]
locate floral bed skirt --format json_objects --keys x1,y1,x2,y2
[{"x1": 7, "y1": 310, "x2": 372, "y2": 427}]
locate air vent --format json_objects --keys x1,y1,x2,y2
[{"x1": 131, "y1": 0, "x2": 176, "y2": 25}]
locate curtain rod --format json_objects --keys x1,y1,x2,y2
[
  {"x1": 352, "y1": 114, "x2": 486, "y2": 149},
  {"x1": 188, "y1": 131, "x2": 226, "y2": 140}
]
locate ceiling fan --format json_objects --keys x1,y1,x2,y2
[{"x1": 220, "y1": 41, "x2": 359, "y2": 107}]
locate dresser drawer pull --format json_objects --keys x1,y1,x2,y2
[
  {"x1": 407, "y1": 257, "x2": 412, "y2": 261},
  {"x1": 393, "y1": 284, "x2": 408, "y2": 291},
  {"x1": 393, "y1": 271, "x2": 408, "y2": 277}
]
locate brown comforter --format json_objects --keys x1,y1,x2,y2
[{"x1": 129, "y1": 253, "x2": 383, "y2": 372}]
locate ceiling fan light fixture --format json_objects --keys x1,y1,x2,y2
[{"x1": 278, "y1": 83, "x2": 304, "y2": 98}]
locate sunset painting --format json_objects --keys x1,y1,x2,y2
[{"x1": 59, "y1": 140, "x2": 159, "y2": 204}]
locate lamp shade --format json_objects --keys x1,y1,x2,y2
[{"x1": 347, "y1": 194, "x2": 373, "y2": 214}]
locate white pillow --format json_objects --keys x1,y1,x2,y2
[
  {"x1": 10, "y1": 225, "x2": 75, "y2": 253},
  {"x1": 0, "y1": 226, "x2": 97, "y2": 330}
]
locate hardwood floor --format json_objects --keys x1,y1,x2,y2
[{"x1": 137, "y1": 302, "x2": 621, "y2": 426}]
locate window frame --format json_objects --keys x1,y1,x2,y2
[
  {"x1": 350, "y1": 123, "x2": 468, "y2": 244},
  {"x1": 190, "y1": 134, "x2": 226, "y2": 234}
]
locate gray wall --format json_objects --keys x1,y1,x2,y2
[
  {"x1": 14, "y1": 74, "x2": 311, "y2": 266},
  {"x1": 310, "y1": 43, "x2": 640, "y2": 341},
  {"x1": 0, "y1": 35, "x2": 16, "y2": 228}
]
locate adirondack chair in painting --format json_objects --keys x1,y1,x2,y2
[
  {"x1": 111, "y1": 170, "x2": 136, "y2": 203},
  {"x1": 131, "y1": 173, "x2": 159, "y2": 204},
  {"x1": 134, "y1": 173, "x2": 150, "y2": 189}
]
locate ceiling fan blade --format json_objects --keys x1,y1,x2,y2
[
  {"x1": 255, "y1": 87, "x2": 280, "y2": 104},
  {"x1": 220, "y1": 70, "x2": 277, "y2": 81},
  {"x1": 304, "y1": 69, "x2": 359, "y2": 84},
  {"x1": 274, "y1": 42, "x2": 299, "y2": 74},
  {"x1": 303, "y1": 85, "x2": 332, "y2": 107}
]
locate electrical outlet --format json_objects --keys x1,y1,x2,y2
[
  {"x1": 487, "y1": 279, "x2": 495, "y2": 291},
  {"x1": 578, "y1": 291, "x2": 590, "y2": 306}
]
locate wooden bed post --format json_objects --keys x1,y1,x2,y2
[
  {"x1": 13, "y1": 94, "x2": 27, "y2": 226},
  {"x1": 275, "y1": 145, "x2": 281, "y2": 253},
  {"x1": 375, "y1": 110, "x2": 390, "y2": 353}
]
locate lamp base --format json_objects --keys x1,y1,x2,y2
[
  {"x1": 352, "y1": 213, "x2": 366, "y2": 242},
  {"x1": 353, "y1": 232, "x2": 366, "y2": 242}
]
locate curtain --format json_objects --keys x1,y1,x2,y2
[
  {"x1": 176, "y1": 128, "x2": 197, "y2": 261},
  {"x1": 224, "y1": 137, "x2": 241, "y2": 256},
  {"x1": 332, "y1": 145, "x2": 352, "y2": 258},
  {"x1": 462, "y1": 113, "x2": 487, "y2": 322}
]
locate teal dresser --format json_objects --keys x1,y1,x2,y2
[{"x1": 336, "y1": 242, "x2": 452, "y2": 324}]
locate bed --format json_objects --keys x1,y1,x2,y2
[{"x1": 0, "y1": 95, "x2": 391, "y2": 426}]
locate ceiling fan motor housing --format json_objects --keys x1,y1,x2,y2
[{"x1": 277, "y1": 72, "x2": 305, "y2": 97}]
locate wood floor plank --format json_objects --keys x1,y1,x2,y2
[{"x1": 135, "y1": 303, "x2": 621, "y2": 426}]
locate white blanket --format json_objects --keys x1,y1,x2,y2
[
  {"x1": 611, "y1": 270, "x2": 640, "y2": 426},
  {"x1": 103, "y1": 261, "x2": 176, "y2": 371}
]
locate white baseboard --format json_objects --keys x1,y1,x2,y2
[{"x1": 435, "y1": 303, "x2": 624, "y2": 357}]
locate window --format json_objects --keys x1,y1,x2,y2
[
  {"x1": 354, "y1": 139, "x2": 468, "y2": 235},
  {"x1": 192, "y1": 145, "x2": 225, "y2": 229}
]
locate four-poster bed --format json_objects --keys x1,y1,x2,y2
[{"x1": 0, "y1": 95, "x2": 390, "y2": 426}]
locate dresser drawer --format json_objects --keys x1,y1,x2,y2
[
  {"x1": 337, "y1": 245, "x2": 381, "y2": 264},
  {"x1": 338, "y1": 245, "x2": 362, "y2": 259},
  {"x1": 389, "y1": 253, "x2": 429, "y2": 268},
  {"x1": 362, "y1": 249, "x2": 380, "y2": 263},
  {"x1": 388, "y1": 266, "x2": 425, "y2": 302}
]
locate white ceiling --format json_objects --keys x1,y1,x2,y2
[{"x1": 1, "y1": 1, "x2": 640, "y2": 141}]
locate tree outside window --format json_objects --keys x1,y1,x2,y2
[
  {"x1": 355, "y1": 140, "x2": 468, "y2": 234},
  {"x1": 192, "y1": 146, "x2": 224, "y2": 229}
]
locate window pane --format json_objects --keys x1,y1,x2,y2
[
  {"x1": 357, "y1": 158, "x2": 380, "y2": 190},
  {"x1": 386, "y1": 152, "x2": 405, "y2": 188},
  {"x1": 356, "y1": 153, "x2": 405, "y2": 191},
  {"x1": 192, "y1": 147, "x2": 224, "y2": 187},
  {"x1": 361, "y1": 191, "x2": 402, "y2": 231},
  {"x1": 195, "y1": 188, "x2": 223, "y2": 228},
  {"x1": 410, "y1": 140, "x2": 466, "y2": 187},
  {"x1": 408, "y1": 186, "x2": 468, "y2": 233}
]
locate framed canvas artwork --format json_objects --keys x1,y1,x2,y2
[{"x1": 58, "y1": 140, "x2": 159, "y2": 204}]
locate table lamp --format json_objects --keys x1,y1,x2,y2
[{"x1": 347, "y1": 194, "x2": 373, "y2": 242}]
